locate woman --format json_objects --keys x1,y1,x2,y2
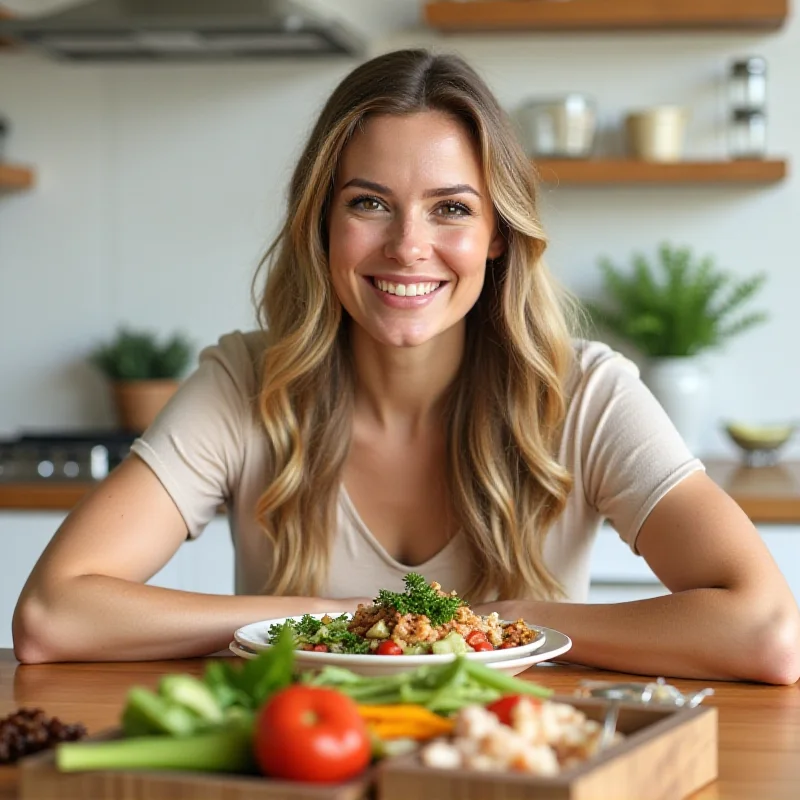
[{"x1": 13, "y1": 49, "x2": 800, "y2": 682}]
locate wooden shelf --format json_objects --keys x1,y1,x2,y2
[
  {"x1": 0, "y1": 163, "x2": 35, "y2": 192},
  {"x1": 424, "y1": 1, "x2": 789, "y2": 33},
  {"x1": 0, "y1": 483, "x2": 90, "y2": 511},
  {"x1": 0, "y1": 5, "x2": 16, "y2": 49},
  {"x1": 534, "y1": 158, "x2": 788, "y2": 186}
]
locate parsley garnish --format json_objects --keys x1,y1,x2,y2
[
  {"x1": 375, "y1": 572, "x2": 463, "y2": 626},
  {"x1": 268, "y1": 614, "x2": 370, "y2": 655}
]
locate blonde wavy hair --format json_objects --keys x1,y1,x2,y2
[{"x1": 254, "y1": 48, "x2": 575, "y2": 602}]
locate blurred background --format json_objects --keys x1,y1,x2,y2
[{"x1": 0, "y1": 0, "x2": 798, "y2": 645}]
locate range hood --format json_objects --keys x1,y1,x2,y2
[{"x1": 0, "y1": 0, "x2": 366, "y2": 61}]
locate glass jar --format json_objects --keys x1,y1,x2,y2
[
  {"x1": 729, "y1": 108, "x2": 767, "y2": 159},
  {"x1": 729, "y1": 57, "x2": 767, "y2": 111}
]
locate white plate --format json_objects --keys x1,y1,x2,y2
[
  {"x1": 230, "y1": 623, "x2": 572, "y2": 678},
  {"x1": 234, "y1": 612, "x2": 547, "y2": 667}
]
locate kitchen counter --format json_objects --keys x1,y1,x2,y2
[
  {"x1": 1, "y1": 648, "x2": 799, "y2": 798},
  {"x1": 1, "y1": 459, "x2": 799, "y2": 523}
]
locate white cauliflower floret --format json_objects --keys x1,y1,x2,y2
[
  {"x1": 510, "y1": 744, "x2": 560, "y2": 776},
  {"x1": 510, "y1": 698, "x2": 547, "y2": 745},
  {"x1": 421, "y1": 740, "x2": 462, "y2": 770},
  {"x1": 479, "y1": 723, "x2": 526, "y2": 764},
  {"x1": 454, "y1": 704, "x2": 500, "y2": 739}
]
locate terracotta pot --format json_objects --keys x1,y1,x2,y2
[{"x1": 111, "y1": 379, "x2": 179, "y2": 433}]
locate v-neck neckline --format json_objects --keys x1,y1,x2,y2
[{"x1": 338, "y1": 484, "x2": 461, "y2": 571}]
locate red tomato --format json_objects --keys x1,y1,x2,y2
[
  {"x1": 376, "y1": 640, "x2": 403, "y2": 656},
  {"x1": 471, "y1": 640, "x2": 494, "y2": 652},
  {"x1": 465, "y1": 630, "x2": 489, "y2": 647},
  {"x1": 312, "y1": 644, "x2": 329, "y2": 652},
  {"x1": 486, "y1": 695, "x2": 540, "y2": 726},
  {"x1": 254, "y1": 686, "x2": 371, "y2": 783}
]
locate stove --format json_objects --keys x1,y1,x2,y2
[{"x1": 0, "y1": 431, "x2": 137, "y2": 483}]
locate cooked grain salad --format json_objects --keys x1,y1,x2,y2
[{"x1": 268, "y1": 573, "x2": 541, "y2": 655}]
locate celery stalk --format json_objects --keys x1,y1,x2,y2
[
  {"x1": 56, "y1": 726, "x2": 255, "y2": 774},
  {"x1": 462, "y1": 659, "x2": 553, "y2": 698}
]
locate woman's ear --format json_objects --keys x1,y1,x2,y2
[{"x1": 487, "y1": 227, "x2": 506, "y2": 261}]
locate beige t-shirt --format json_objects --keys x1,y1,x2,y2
[{"x1": 131, "y1": 331, "x2": 703, "y2": 602}]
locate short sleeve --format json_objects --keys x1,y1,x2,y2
[
  {"x1": 572, "y1": 343, "x2": 705, "y2": 552},
  {"x1": 129, "y1": 331, "x2": 260, "y2": 538}
]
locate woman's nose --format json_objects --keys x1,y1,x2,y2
[{"x1": 383, "y1": 215, "x2": 433, "y2": 266}]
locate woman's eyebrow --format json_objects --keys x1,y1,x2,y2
[{"x1": 341, "y1": 178, "x2": 482, "y2": 199}]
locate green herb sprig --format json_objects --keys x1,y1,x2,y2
[
  {"x1": 376, "y1": 573, "x2": 463, "y2": 627},
  {"x1": 269, "y1": 614, "x2": 370, "y2": 655}
]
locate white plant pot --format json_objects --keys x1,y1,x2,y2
[{"x1": 643, "y1": 356, "x2": 709, "y2": 455}]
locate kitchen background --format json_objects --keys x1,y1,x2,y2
[{"x1": 1, "y1": 0, "x2": 799, "y2": 648}]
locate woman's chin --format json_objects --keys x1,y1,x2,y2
[{"x1": 367, "y1": 325, "x2": 440, "y2": 350}]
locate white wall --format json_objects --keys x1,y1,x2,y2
[{"x1": 1, "y1": 0, "x2": 799, "y2": 458}]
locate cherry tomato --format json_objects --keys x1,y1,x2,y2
[
  {"x1": 254, "y1": 685, "x2": 371, "y2": 783},
  {"x1": 471, "y1": 640, "x2": 494, "y2": 652},
  {"x1": 465, "y1": 630, "x2": 489, "y2": 647},
  {"x1": 312, "y1": 644, "x2": 329, "y2": 652},
  {"x1": 376, "y1": 640, "x2": 403, "y2": 656},
  {"x1": 486, "y1": 695, "x2": 540, "y2": 726}
]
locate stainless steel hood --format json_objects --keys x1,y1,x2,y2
[{"x1": 0, "y1": 0, "x2": 366, "y2": 61}]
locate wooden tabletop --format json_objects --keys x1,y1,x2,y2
[
  {"x1": 1, "y1": 460, "x2": 800, "y2": 524},
  {"x1": 0, "y1": 649, "x2": 798, "y2": 799}
]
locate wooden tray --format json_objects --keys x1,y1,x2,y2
[
  {"x1": 378, "y1": 696, "x2": 718, "y2": 800},
  {"x1": 18, "y1": 731, "x2": 373, "y2": 800}
]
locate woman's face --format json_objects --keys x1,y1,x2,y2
[{"x1": 328, "y1": 111, "x2": 505, "y2": 349}]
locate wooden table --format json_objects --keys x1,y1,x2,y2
[
  {"x1": 2, "y1": 460, "x2": 799, "y2": 523},
  {"x1": 0, "y1": 649, "x2": 798, "y2": 799}
]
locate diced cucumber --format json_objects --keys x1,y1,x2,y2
[
  {"x1": 365, "y1": 620, "x2": 391, "y2": 639},
  {"x1": 401, "y1": 644, "x2": 428, "y2": 656},
  {"x1": 431, "y1": 632, "x2": 467, "y2": 655}
]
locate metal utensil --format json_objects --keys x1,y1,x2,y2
[{"x1": 598, "y1": 700, "x2": 620, "y2": 751}]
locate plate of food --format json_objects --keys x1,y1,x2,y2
[
  {"x1": 229, "y1": 626, "x2": 572, "y2": 677},
  {"x1": 233, "y1": 574, "x2": 561, "y2": 676}
]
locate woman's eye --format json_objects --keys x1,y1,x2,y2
[
  {"x1": 437, "y1": 202, "x2": 472, "y2": 217},
  {"x1": 348, "y1": 195, "x2": 385, "y2": 212}
]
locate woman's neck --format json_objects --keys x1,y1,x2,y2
[{"x1": 350, "y1": 323, "x2": 465, "y2": 435}]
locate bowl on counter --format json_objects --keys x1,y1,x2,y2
[{"x1": 723, "y1": 421, "x2": 796, "y2": 467}]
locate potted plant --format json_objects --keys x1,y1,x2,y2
[
  {"x1": 90, "y1": 328, "x2": 193, "y2": 433},
  {"x1": 583, "y1": 243, "x2": 768, "y2": 452}
]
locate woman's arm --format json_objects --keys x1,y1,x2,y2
[
  {"x1": 477, "y1": 472, "x2": 800, "y2": 684},
  {"x1": 13, "y1": 455, "x2": 368, "y2": 664}
]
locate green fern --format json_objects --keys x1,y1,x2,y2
[
  {"x1": 90, "y1": 327, "x2": 194, "y2": 380},
  {"x1": 583, "y1": 243, "x2": 768, "y2": 357}
]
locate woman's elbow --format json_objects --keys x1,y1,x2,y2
[
  {"x1": 742, "y1": 607, "x2": 800, "y2": 685},
  {"x1": 12, "y1": 595, "x2": 59, "y2": 664}
]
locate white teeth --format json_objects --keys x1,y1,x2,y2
[{"x1": 374, "y1": 279, "x2": 441, "y2": 297}]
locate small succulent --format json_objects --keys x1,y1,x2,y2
[
  {"x1": 90, "y1": 327, "x2": 193, "y2": 381},
  {"x1": 583, "y1": 243, "x2": 768, "y2": 357}
]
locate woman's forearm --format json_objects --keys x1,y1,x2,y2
[
  {"x1": 481, "y1": 588, "x2": 800, "y2": 685},
  {"x1": 13, "y1": 575, "x2": 366, "y2": 664}
]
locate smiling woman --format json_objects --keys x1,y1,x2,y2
[
  {"x1": 328, "y1": 112, "x2": 504, "y2": 350},
  {"x1": 11, "y1": 49, "x2": 800, "y2": 684}
]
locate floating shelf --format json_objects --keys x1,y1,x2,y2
[
  {"x1": 533, "y1": 158, "x2": 788, "y2": 186},
  {"x1": 0, "y1": 163, "x2": 35, "y2": 192},
  {"x1": 0, "y1": 5, "x2": 15, "y2": 49},
  {"x1": 424, "y1": 1, "x2": 789, "y2": 33}
]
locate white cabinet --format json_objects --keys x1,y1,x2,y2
[
  {"x1": 589, "y1": 523, "x2": 800, "y2": 604},
  {"x1": 0, "y1": 512, "x2": 235, "y2": 649}
]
